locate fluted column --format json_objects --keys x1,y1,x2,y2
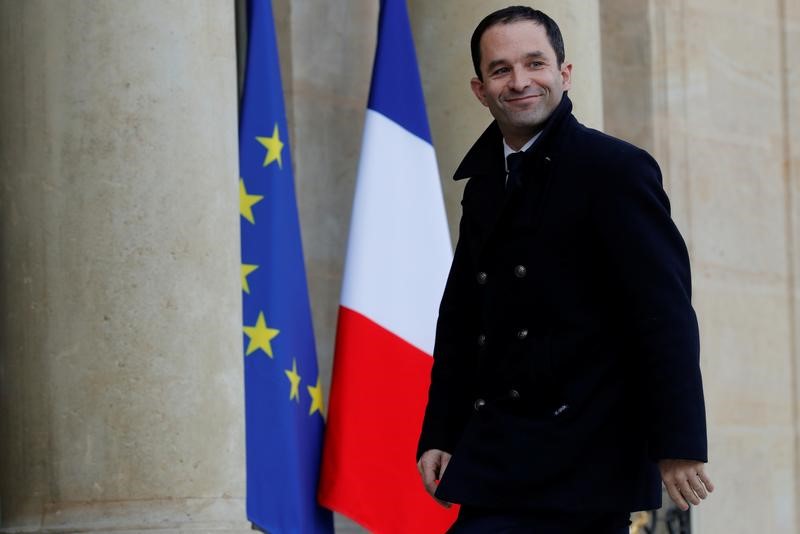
[{"x1": 0, "y1": 1, "x2": 247, "y2": 531}]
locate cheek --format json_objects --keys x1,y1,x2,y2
[
  {"x1": 487, "y1": 86, "x2": 504, "y2": 103},
  {"x1": 482, "y1": 89, "x2": 499, "y2": 106}
]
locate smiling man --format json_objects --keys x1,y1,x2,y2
[{"x1": 416, "y1": 6, "x2": 713, "y2": 533}]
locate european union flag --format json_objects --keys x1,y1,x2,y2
[{"x1": 238, "y1": 1, "x2": 333, "y2": 532}]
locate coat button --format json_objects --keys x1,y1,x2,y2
[
  {"x1": 508, "y1": 389, "x2": 520, "y2": 400},
  {"x1": 476, "y1": 271, "x2": 488, "y2": 285},
  {"x1": 477, "y1": 334, "x2": 487, "y2": 347},
  {"x1": 544, "y1": 156, "x2": 552, "y2": 163},
  {"x1": 516, "y1": 329, "x2": 528, "y2": 340},
  {"x1": 474, "y1": 398, "x2": 486, "y2": 411},
  {"x1": 514, "y1": 265, "x2": 527, "y2": 278}
]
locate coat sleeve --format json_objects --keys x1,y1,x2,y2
[
  {"x1": 416, "y1": 198, "x2": 477, "y2": 461},
  {"x1": 591, "y1": 148, "x2": 708, "y2": 462}
]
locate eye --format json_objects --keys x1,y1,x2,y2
[
  {"x1": 491, "y1": 66, "x2": 511, "y2": 76},
  {"x1": 529, "y1": 61, "x2": 545, "y2": 68}
]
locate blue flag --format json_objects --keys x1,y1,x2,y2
[{"x1": 238, "y1": 1, "x2": 333, "y2": 532}]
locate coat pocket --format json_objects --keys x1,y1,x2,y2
[{"x1": 435, "y1": 402, "x2": 586, "y2": 507}]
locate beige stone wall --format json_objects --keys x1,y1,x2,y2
[
  {"x1": 787, "y1": 0, "x2": 800, "y2": 525},
  {"x1": 777, "y1": 0, "x2": 800, "y2": 529},
  {"x1": 269, "y1": 0, "x2": 378, "y2": 423},
  {"x1": 602, "y1": 1, "x2": 800, "y2": 532}
]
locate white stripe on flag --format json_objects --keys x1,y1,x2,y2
[{"x1": 340, "y1": 109, "x2": 452, "y2": 356}]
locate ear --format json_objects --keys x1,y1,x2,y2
[
  {"x1": 560, "y1": 62, "x2": 573, "y2": 91},
  {"x1": 470, "y1": 77, "x2": 489, "y2": 107}
]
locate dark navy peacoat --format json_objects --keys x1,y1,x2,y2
[{"x1": 417, "y1": 95, "x2": 707, "y2": 513}]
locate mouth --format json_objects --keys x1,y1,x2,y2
[{"x1": 504, "y1": 94, "x2": 543, "y2": 105}]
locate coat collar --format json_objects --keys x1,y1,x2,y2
[{"x1": 453, "y1": 94, "x2": 574, "y2": 181}]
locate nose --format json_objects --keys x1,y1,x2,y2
[{"x1": 508, "y1": 67, "x2": 530, "y2": 92}]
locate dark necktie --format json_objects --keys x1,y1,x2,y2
[{"x1": 506, "y1": 152, "x2": 525, "y2": 191}]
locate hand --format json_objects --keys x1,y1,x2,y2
[
  {"x1": 417, "y1": 449, "x2": 453, "y2": 508},
  {"x1": 658, "y1": 459, "x2": 714, "y2": 511}
]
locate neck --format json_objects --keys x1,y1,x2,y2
[
  {"x1": 500, "y1": 123, "x2": 544, "y2": 151},
  {"x1": 502, "y1": 129, "x2": 538, "y2": 151},
  {"x1": 504, "y1": 136, "x2": 531, "y2": 151}
]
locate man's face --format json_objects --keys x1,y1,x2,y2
[{"x1": 471, "y1": 21, "x2": 572, "y2": 143}]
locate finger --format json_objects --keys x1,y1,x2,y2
[
  {"x1": 440, "y1": 454, "x2": 451, "y2": 480},
  {"x1": 434, "y1": 497, "x2": 452, "y2": 509},
  {"x1": 689, "y1": 474, "x2": 708, "y2": 500},
  {"x1": 421, "y1": 463, "x2": 438, "y2": 497},
  {"x1": 666, "y1": 483, "x2": 689, "y2": 511},
  {"x1": 679, "y1": 479, "x2": 701, "y2": 506},
  {"x1": 422, "y1": 466, "x2": 436, "y2": 496},
  {"x1": 697, "y1": 469, "x2": 715, "y2": 493}
]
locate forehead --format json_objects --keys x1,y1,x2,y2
[{"x1": 479, "y1": 20, "x2": 554, "y2": 64}]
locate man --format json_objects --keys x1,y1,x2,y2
[{"x1": 416, "y1": 6, "x2": 713, "y2": 533}]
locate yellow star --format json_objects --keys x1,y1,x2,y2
[
  {"x1": 241, "y1": 264, "x2": 258, "y2": 294},
  {"x1": 243, "y1": 311, "x2": 280, "y2": 357},
  {"x1": 307, "y1": 375, "x2": 325, "y2": 416},
  {"x1": 256, "y1": 123, "x2": 284, "y2": 169},
  {"x1": 285, "y1": 358, "x2": 302, "y2": 402},
  {"x1": 239, "y1": 178, "x2": 263, "y2": 224}
]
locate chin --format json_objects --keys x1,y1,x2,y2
[{"x1": 508, "y1": 114, "x2": 546, "y2": 130}]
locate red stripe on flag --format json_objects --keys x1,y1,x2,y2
[{"x1": 319, "y1": 306, "x2": 458, "y2": 533}]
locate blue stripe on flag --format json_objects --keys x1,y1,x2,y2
[
  {"x1": 367, "y1": 0, "x2": 433, "y2": 144},
  {"x1": 238, "y1": 0, "x2": 333, "y2": 532}
]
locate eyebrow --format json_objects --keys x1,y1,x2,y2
[{"x1": 485, "y1": 51, "x2": 547, "y2": 73}]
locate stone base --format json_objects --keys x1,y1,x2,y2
[{"x1": 0, "y1": 497, "x2": 252, "y2": 533}]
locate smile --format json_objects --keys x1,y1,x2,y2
[{"x1": 504, "y1": 94, "x2": 543, "y2": 104}]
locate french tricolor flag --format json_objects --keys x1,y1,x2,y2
[{"x1": 318, "y1": 0, "x2": 457, "y2": 532}]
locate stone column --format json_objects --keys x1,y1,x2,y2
[
  {"x1": 407, "y1": 0, "x2": 604, "y2": 238},
  {"x1": 0, "y1": 1, "x2": 248, "y2": 532}
]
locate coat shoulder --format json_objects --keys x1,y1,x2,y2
[
  {"x1": 564, "y1": 123, "x2": 664, "y2": 200},
  {"x1": 570, "y1": 124, "x2": 658, "y2": 173}
]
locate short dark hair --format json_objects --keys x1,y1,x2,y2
[{"x1": 470, "y1": 6, "x2": 566, "y2": 80}]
